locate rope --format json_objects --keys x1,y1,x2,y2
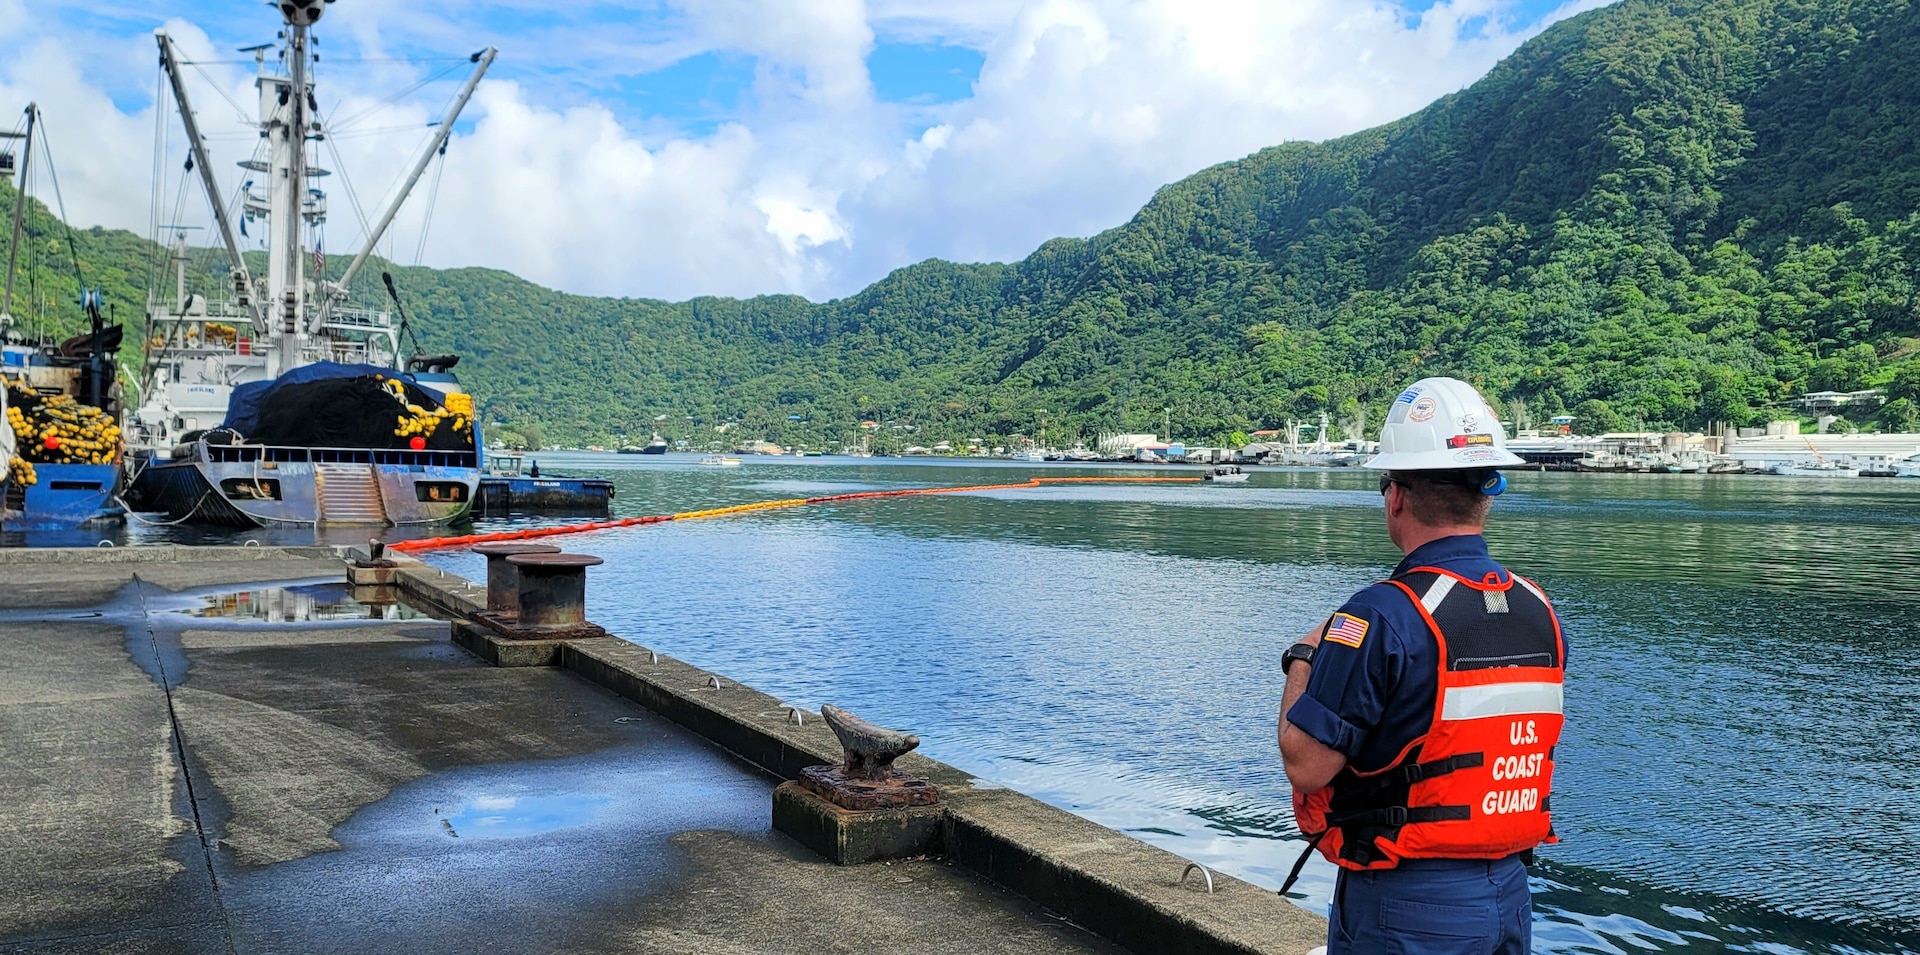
[
  {"x1": 116, "y1": 491, "x2": 214, "y2": 526},
  {"x1": 35, "y1": 119, "x2": 86, "y2": 295},
  {"x1": 388, "y1": 475, "x2": 1202, "y2": 553},
  {"x1": 412, "y1": 149, "x2": 446, "y2": 267}
]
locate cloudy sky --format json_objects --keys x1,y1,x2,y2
[{"x1": 0, "y1": 0, "x2": 1610, "y2": 302}]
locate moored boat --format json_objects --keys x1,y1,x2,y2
[
  {"x1": 1771, "y1": 461, "x2": 1861, "y2": 478},
  {"x1": 474, "y1": 453, "x2": 613, "y2": 515}
]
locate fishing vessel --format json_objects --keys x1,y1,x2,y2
[
  {"x1": 124, "y1": 2, "x2": 496, "y2": 527},
  {"x1": 1771, "y1": 461, "x2": 1861, "y2": 478},
  {"x1": 618, "y1": 434, "x2": 669, "y2": 454},
  {"x1": 1, "y1": 103, "x2": 126, "y2": 530},
  {"x1": 1770, "y1": 439, "x2": 1860, "y2": 478}
]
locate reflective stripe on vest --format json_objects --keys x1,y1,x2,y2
[{"x1": 1289, "y1": 567, "x2": 1565, "y2": 878}]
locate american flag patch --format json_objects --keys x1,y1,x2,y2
[{"x1": 1325, "y1": 612, "x2": 1370, "y2": 648}]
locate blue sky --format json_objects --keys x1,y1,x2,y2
[
  {"x1": 30, "y1": 0, "x2": 1581, "y2": 140},
  {"x1": 5, "y1": 0, "x2": 1613, "y2": 300}
]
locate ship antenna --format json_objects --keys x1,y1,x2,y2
[{"x1": 381, "y1": 270, "x2": 425, "y2": 359}]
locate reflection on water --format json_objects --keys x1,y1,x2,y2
[
  {"x1": 24, "y1": 453, "x2": 1920, "y2": 953},
  {"x1": 442, "y1": 793, "x2": 612, "y2": 839},
  {"x1": 184, "y1": 583, "x2": 427, "y2": 622}
]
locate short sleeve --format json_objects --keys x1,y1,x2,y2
[{"x1": 1285, "y1": 598, "x2": 1400, "y2": 759}]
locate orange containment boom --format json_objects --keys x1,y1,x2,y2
[{"x1": 388, "y1": 475, "x2": 1202, "y2": 552}]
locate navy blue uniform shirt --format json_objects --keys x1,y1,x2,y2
[{"x1": 1286, "y1": 534, "x2": 1564, "y2": 773}]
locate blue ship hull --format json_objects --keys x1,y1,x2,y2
[
  {"x1": 474, "y1": 475, "x2": 614, "y2": 515},
  {"x1": 3, "y1": 463, "x2": 124, "y2": 530}
]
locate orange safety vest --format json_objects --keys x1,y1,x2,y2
[{"x1": 1282, "y1": 566, "x2": 1564, "y2": 890}]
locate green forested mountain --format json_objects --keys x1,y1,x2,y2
[{"x1": 6, "y1": 0, "x2": 1920, "y2": 447}]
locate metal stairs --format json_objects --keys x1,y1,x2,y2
[{"x1": 315, "y1": 462, "x2": 391, "y2": 526}]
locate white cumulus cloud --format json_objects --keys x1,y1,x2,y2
[{"x1": 0, "y1": 0, "x2": 1610, "y2": 302}]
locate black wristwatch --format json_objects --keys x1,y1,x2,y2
[{"x1": 1282, "y1": 642, "x2": 1317, "y2": 674}]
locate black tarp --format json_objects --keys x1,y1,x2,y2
[{"x1": 222, "y1": 363, "x2": 470, "y2": 451}]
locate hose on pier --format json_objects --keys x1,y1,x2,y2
[{"x1": 388, "y1": 475, "x2": 1202, "y2": 553}]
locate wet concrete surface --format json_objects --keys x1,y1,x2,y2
[{"x1": 0, "y1": 550, "x2": 1126, "y2": 954}]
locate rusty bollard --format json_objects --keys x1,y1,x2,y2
[
  {"x1": 348, "y1": 539, "x2": 399, "y2": 586},
  {"x1": 505, "y1": 553, "x2": 604, "y2": 631},
  {"x1": 472, "y1": 542, "x2": 562, "y2": 614},
  {"x1": 773, "y1": 704, "x2": 943, "y2": 865}
]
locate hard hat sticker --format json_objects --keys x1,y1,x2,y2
[
  {"x1": 1455, "y1": 447, "x2": 1506, "y2": 463},
  {"x1": 1409, "y1": 396, "x2": 1438, "y2": 422},
  {"x1": 1395, "y1": 389, "x2": 1421, "y2": 405},
  {"x1": 1446, "y1": 433, "x2": 1495, "y2": 448}
]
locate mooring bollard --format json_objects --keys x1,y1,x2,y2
[
  {"x1": 772, "y1": 703, "x2": 944, "y2": 865},
  {"x1": 504, "y1": 552, "x2": 603, "y2": 630},
  {"x1": 473, "y1": 542, "x2": 562, "y2": 613},
  {"x1": 347, "y1": 538, "x2": 401, "y2": 586}
]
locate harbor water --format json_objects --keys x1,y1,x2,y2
[{"x1": 29, "y1": 454, "x2": 1920, "y2": 954}]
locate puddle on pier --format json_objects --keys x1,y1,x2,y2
[
  {"x1": 214, "y1": 739, "x2": 771, "y2": 955},
  {"x1": 181, "y1": 582, "x2": 428, "y2": 623},
  {"x1": 0, "y1": 577, "x2": 442, "y2": 694}
]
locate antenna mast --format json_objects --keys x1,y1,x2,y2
[
  {"x1": 155, "y1": 31, "x2": 260, "y2": 331},
  {"x1": 1, "y1": 102, "x2": 36, "y2": 333}
]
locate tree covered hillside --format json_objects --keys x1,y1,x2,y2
[{"x1": 6, "y1": 0, "x2": 1920, "y2": 446}]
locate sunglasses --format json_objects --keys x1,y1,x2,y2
[{"x1": 1379, "y1": 475, "x2": 1406, "y2": 495}]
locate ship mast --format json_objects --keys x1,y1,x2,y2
[
  {"x1": 155, "y1": 34, "x2": 259, "y2": 331},
  {"x1": 268, "y1": 18, "x2": 313, "y2": 376},
  {"x1": 1, "y1": 102, "x2": 36, "y2": 335},
  {"x1": 153, "y1": 0, "x2": 487, "y2": 378}
]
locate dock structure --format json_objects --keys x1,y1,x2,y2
[{"x1": 0, "y1": 545, "x2": 1327, "y2": 955}]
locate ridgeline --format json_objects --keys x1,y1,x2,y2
[{"x1": 4, "y1": 0, "x2": 1918, "y2": 447}]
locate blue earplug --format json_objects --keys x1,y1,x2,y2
[{"x1": 1481, "y1": 471, "x2": 1507, "y2": 496}]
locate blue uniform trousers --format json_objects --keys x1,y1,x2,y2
[{"x1": 1327, "y1": 856, "x2": 1531, "y2": 955}]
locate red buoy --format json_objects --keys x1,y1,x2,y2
[
  {"x1": 409, "y1": 436, "x2": 427, "y2": 451},
  {"x1": 42, "y1": 435, "x2": 59, "y2": 451}
]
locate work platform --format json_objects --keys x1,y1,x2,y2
[{"x1": 0, "y1": 546, "x2": 1324, "y2": 955}]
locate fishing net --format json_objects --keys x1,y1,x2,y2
[
  {"x1": 4, "y1": 382, "x2": 121, "y2": 484},
  {"x1": 240, "y1": 374, "x2": 473, "y2": 451}
]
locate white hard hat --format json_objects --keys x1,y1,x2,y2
[{"x1": 1365, "y1": 377, "x2": 1525, "y2": 471}]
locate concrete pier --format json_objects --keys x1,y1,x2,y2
[{"x1": 0, "y1": 546, "x2": 1326, "y2": 954}]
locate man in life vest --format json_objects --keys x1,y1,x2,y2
[{"x1": 1277, "y1": 376, "x2": 1565, "y2": 954}]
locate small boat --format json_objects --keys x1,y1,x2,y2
[
  {"x1": 1772, "y1": 461, "x2": 1860, "y2": 478},
  {"x1": 1773, "y1": 439, "x2": 1861, "y2": 478},
  {"x1": 473, "y1": 453, "x2": 613, "y2": 515},
  {"x1": 1204, "y1": 464, "x2": 1250, "y2": 483},
  {"x1": 700, "y1": 456, "x2": 743, "y2": 467},
  {"x1": 1893, "y1": 458, "x2": 1920, "y2": 478}
]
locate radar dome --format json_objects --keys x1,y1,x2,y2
[{"x1": 278, "y1": 0, "x2": 332, "y2": 27}]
